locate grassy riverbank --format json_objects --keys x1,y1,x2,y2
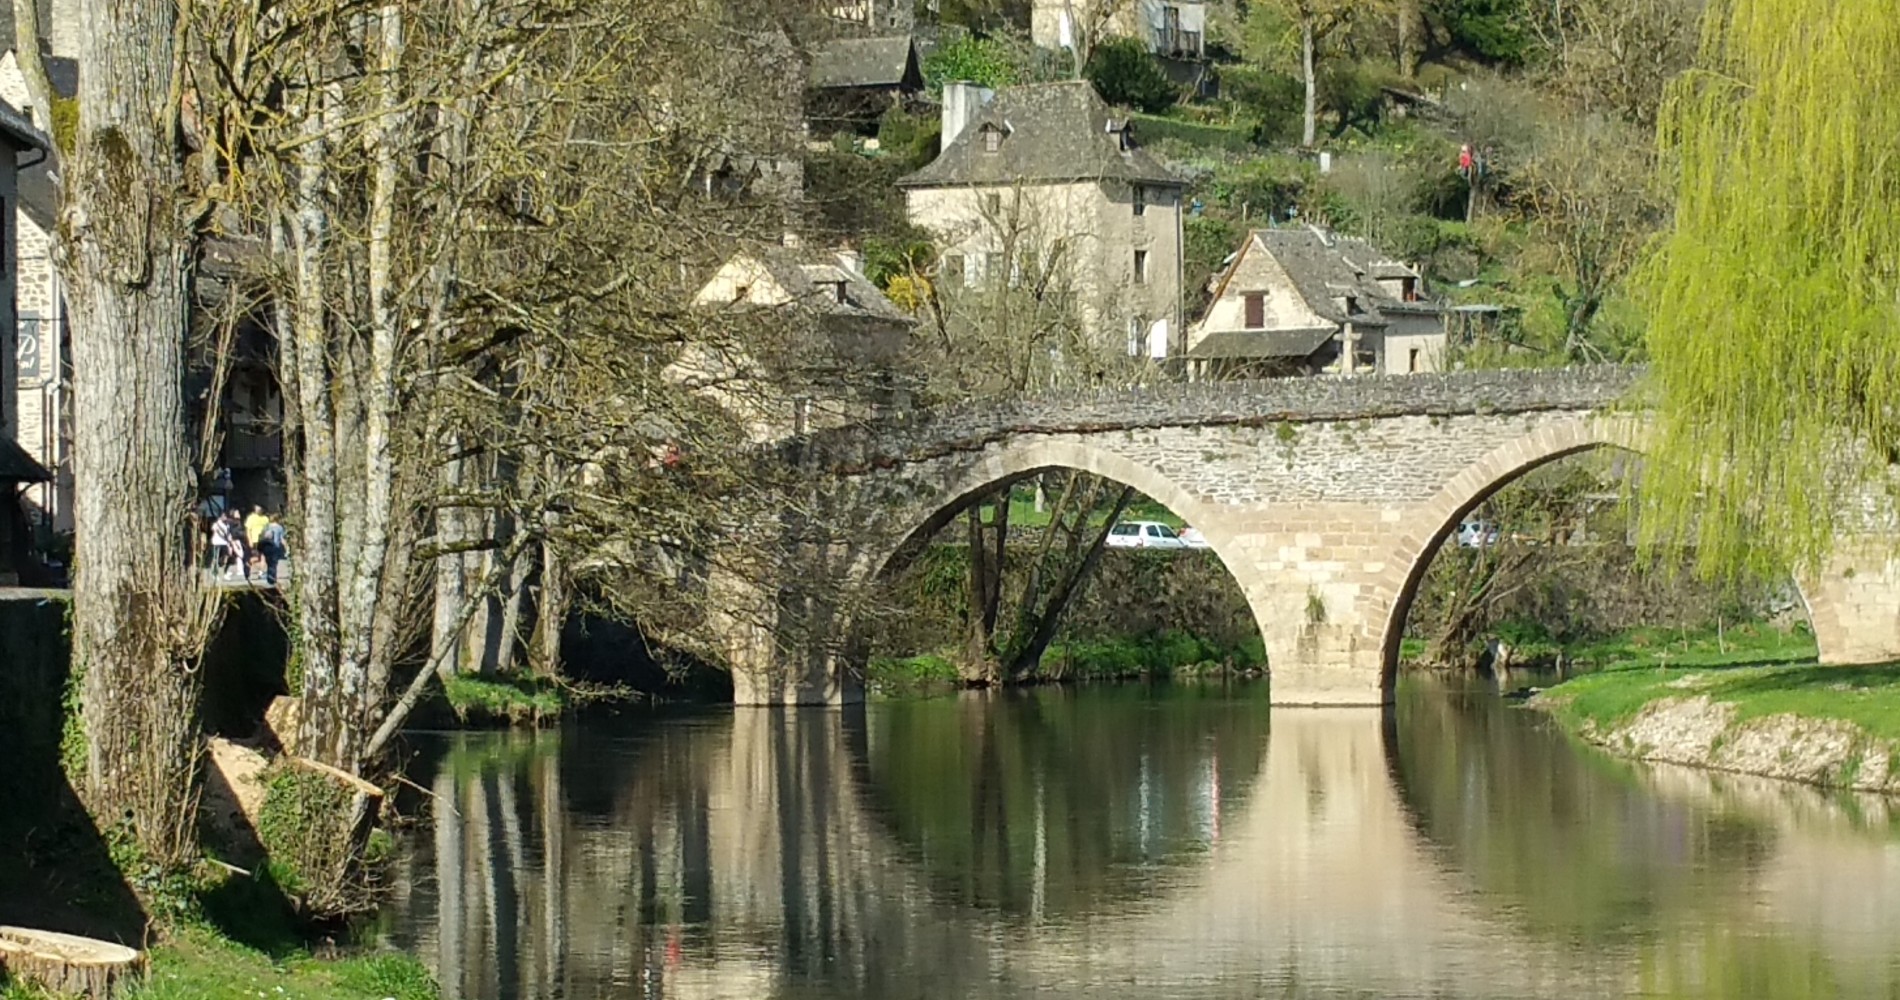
[
  {"x1": 1530, "y1": 623, "x2": 1900, "y2": 792},
  {"x1": 867, "y1": 631, "x2": 1265, "y2": 695},
  {"x1": 1537, "y1": 659, "x2": 1900, "y2": 744},
  {"x1": 0, "y1": 928, "x2": 435, "y2": 1000}
]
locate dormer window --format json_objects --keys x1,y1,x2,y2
[
  {"x1": 983, "y1": 125, "x2": 1002, "y2": 153},
  {"x1": 1133, "y1": 185, "x2": 1147, "y2": 217},
  {"x1": 832, "y1": 281, "x2": 848, "y2": 304}
]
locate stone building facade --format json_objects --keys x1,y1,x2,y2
[
  {"x1": 1031, "y1": 0, "x2": 1208, "y2": 58},
  {"x1": 1189, "y1": 227, "x2": 1451, "y2": 380},
  {"x1": 898, "y1": 80, "x2": 1187, "y2": 360}
]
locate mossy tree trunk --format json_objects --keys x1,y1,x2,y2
[{"x1": 51, "y1": 0, "x2": 213, "y2": 867}]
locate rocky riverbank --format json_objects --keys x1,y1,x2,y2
[{"x1": 1532, "y1": 662, "x2": 1900, "y2": 794}]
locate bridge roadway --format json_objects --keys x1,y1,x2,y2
[{"x1": 713, "y1": 365, "x2": 1900, "y2": 705}]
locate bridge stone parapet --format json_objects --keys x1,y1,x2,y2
[
  {"x1": 796, "y1": 365, "x2": 1647, "y2": 474},
  {"x1": 719, "y1": 365, "x2": 1900, "y2": 707}
]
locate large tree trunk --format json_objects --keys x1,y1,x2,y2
[
  {"x1": 63, "y1": 0, "x2": 207, "y2": 867},
  {"x1": 1301, "y1": 20, "x2": 1318, "y2": 148},
  {"x1": 290, "y1": 97, "x2": 347, "y2": 772}
]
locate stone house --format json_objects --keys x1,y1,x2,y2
[
  {"x1": 897, "y1": 80, "x2": 1187, "y2": 360},
  {"x1": 0, "y1": 44, "x2": 73, "y2": 535},
  {"x1": 676, "y1": 243, "x2": 915, "y2": 441},
  {"x1": 806, "y1": 35, "x2": 925, "y2": 139},
  {"x1": 0, "y1": 97, "x2": 51, "y2": 580},
  {"x1": 1032, "y1": 0, "x2": 1208, "y2": 59},
  {"x1": 1187, "y1": 227, "x2": 1452, "y2": 379}
]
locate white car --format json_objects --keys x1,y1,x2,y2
[
  {"x1": 1177, "y1": 526, "x2": 1211, "y2": 549},
  {"x1": 1106, "y1": 520, "x2": 1188, "y2": 549},
  {"x1": 1456, "y1": 519, "x2": 1500, "y2": 548}
]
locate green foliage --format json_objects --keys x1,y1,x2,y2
[
  {"x1": 1084, "y1": 38, "x2": 1179, "y2": 114},
  {"x1": 874, "y1": 105, "x2": 940, "y2": 169},
  {"x1": 59, "y1": 656, "x2": 87, "y2": 782},
  {"x1": 1217, "y1": 65, "x2": 1303, "y2": 145},
  {"x1": 861, "y1": 231, "x2": 937, "y2": 289},
  {"x1": 1636, "y1": 0, "x2": 1900, "y2": 582},
  {"x1": 254, "y1": 764, "x2": 361, "y2": 913},
  {"x1": 440, "y1": 673, "x2": 566, "y2": 725},
  {"x1": 1431, "y1": 0, "x2": 1534, "y2": 64},
  {"x1": 1318, "y1": 60, "x2": 1387, "y2": 138},
  {"x1": 921, "y1": 36, "x2": 1019, "y2": 93},
  {"x1": 1129, "y1": 112, "x2": 1254, "y2": 153}
]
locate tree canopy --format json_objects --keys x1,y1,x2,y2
[{"x1": 1635, "y1": 0, "x2": 1900, "y2": 580}]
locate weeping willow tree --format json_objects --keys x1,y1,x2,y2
[{"x1": 1635, "y1": 0, "x2": 1900, "y2": 581}]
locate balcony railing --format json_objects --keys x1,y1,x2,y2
[{"x1": 1153, "y1": 27, "x2": 1203, "y2": 58}]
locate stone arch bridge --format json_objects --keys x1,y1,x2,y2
[{"x1": 717, "y1": 365, "x2": 1900, "y2": 705}]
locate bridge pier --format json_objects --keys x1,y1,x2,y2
[
  {"x1": 707, "y1": 563, "x2": 866, "y2": 707},
  {"x1": 1805, "y1": 540, "x2": 1900, "y2": 667}
]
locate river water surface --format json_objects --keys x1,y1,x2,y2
[{"x1": 382, "y1": 680, "x2": 1900, "y2": 999}]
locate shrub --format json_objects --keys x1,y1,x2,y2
[
  {"x1": 1085, "y1": 38, "x2": 1179, "y2": 113},
  {"x1": 922, "y1": 36, "x2": 1019, "y2": 93}
]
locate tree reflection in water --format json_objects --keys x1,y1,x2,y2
[{"x1": 383, "y1": 681, "x2": 1900, "y2": 1000}]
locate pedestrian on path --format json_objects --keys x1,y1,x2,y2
[
  {"x1": 260, "y1": 516, "x2": 288, "y2": 586},
  {"x1": 210, "y1": 511, "x2": 238, "y2": 579},
  {"x1": 244, "y1": 505, "x2": 269, "y2": 580},
  {"x1": 221, "y1": 509, "x2": 249, "y2": 581}
]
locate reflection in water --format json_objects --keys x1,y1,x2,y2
[{"x1": 384, "y1": 681, "x2": 1900, "y2": 1000}]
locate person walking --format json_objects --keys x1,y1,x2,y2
[
  {"x1": 260, "y1": 516, "x2": 288, "y2": 586},
  {"x1": 221, "y1": 509, "x2": 249, "y2": 581},
  {"x1": 210, "y1": 511, "x2": 237, "y2": 579},
  {"x1": 244, "y1": 505, "x2": 269, "y2": 580}
]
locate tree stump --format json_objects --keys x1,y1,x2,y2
[{"x1": 0, "y1": 927, "x2": 146, "y2": 998}]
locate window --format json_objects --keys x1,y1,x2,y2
[
  {"x1": 984, "y1": 192, "x2": 1001, "y2": 216},
  {"x1": 1127, "y1": 316, "x2": 1144, "y2": 356},
  {"x1": 942, "y1": 253, "x2": 964, "y2": 286},
  {"x1": 1133, "y1": 185, "x2": 1147, "y2": 216},
  {"x1": 1243, "y1": 292, "x2": 1265, "y2": 329},
  {"x1": 986, "y1": 251, "x2": 1004, "y2": 285},
  {"x1": 1408, "y1": 347, "x2": 1421, "y2": 373},
  {"x1": 1401, "y1": 276, "x2": 1418, "y2": 302},
  {"x1": 983, "y1": 127, "x2": 1001, "y2": 153},
  {"x1": 732, "y1": 283, "x2": 750, "y2": 302},
  {"x1": 1133, "y1": 249, "x2": 1149, "y2": 285}
]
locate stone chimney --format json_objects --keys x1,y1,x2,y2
[
  {"x1": 835, "y1": 247, "x2": 863, "y2": 276},
  {"x1": 940, "y1": 81, "x2": 996, "y2": 153},
  {"x1": 48, "y1": 0, "x2": 81, "y2": 57}
]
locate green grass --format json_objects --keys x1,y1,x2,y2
[
  {"x1": 1537, "y1": 623, "x2": 1900, "y2": 744},
  {"x1": 868, "y1": 631, "x2": 1264, "y2": 695},
  {"x1": 1001, "y1": 493, "x2": 1186, "y2": 531},
  {"x1": 1558, "y1": 621, "x2": 1817, "y2": 671},
  {"x1": 1, "y1": 926, "x2": 437, "y2": 1000},
  {"x1": 441, "y1": 673, "x2": 566, "y2": 725}
]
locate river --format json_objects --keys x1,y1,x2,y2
[{"x1": 380, "y1": 679, "x2": 1900, "y2": 999}]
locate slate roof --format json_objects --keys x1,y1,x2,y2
[
  {"x1": 1188, "y1": 328, "x2": 1336, "y2": 360},
  {"x1": 1206, "y1": 227, "x2": 1428, "y2": 330},
  {"x1": 0, "y1": 436, "x2": 50, "y2": 482},
  {"x1": 809, "y1": 36, "x2": 920, "y2": 90},
  {"x1": 746, "y1": 247, "x2": 914, "y2": 326},
  {"x1": 0, "y1": 98, "x2": 47, "y2": 152},
  {"x1": 896, "y1": 80, "x2": 1185, "y2": 189}
]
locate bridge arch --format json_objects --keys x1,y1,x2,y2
[
  {"x1": 861, "y1": 436, "x2": 1286, "y2": 680},
  {"x1": 1373, "y1": 415, "x2": 1836, "y2": 689},
  {"x1": 872, "y1": 437, "x2": 1228, "y2": 580}
]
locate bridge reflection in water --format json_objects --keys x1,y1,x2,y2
[{"x1": 382, "y1": 683, "x2": 1900, "y2": 1000}]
